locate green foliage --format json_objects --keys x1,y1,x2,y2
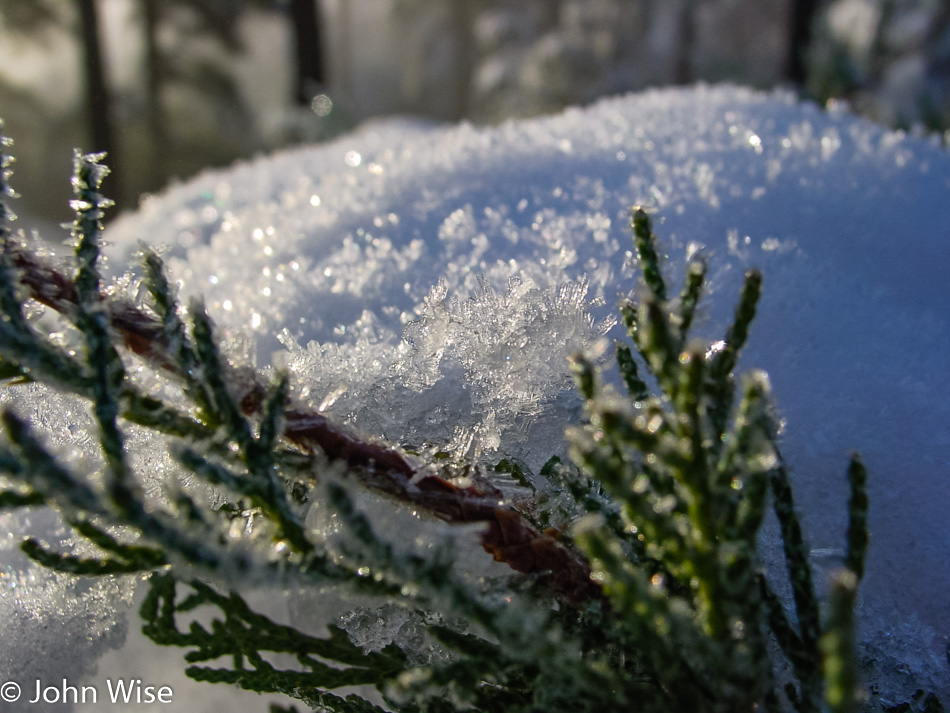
[
  {"x1": 0, "y1": 126, "x2": 931, "y2": 713},
  {"x1": 565, "y1": 207, "x2": 870, "y2": 712},
  {"x1": 141, "y1": 573, "x2": 401, "y2": 710}
]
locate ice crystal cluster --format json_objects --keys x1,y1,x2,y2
[{"x1": 2, "y1": 84, "x2": 949, "y2": 707}]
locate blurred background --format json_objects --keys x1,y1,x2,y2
[{"x1": 1, "y1": 0, "x2": 948, "y2": 226}]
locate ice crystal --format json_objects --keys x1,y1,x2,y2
[
  {"x1": 339, "y1": 603, "x2": 458, "y2": 667},
  {"x1": 3, "y1": 85, "x2": 949, "y2": 702}
]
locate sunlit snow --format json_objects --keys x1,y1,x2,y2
[{"x1": 2, "y1": 84, "x2": 949, "y2": 707}]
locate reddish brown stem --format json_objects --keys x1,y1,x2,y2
[{"x1": 6, "y1": 243, "x2": 602, "y2": 604}]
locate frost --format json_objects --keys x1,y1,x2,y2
[
  {"x1": 858, "y1": 608, "x2": 948, "y2": 706},
  {"x1": 339, "y1": 603, "x2": 458, "y2": 667},
  {"x1": 0, "y1": 506, "x2": 130, "y2": 713},
  {"x1": 3, "y1": 85, "x2": 950, "y2": 702}
]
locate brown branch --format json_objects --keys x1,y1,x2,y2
[{"x1": 6, "y1": 243, "x2": 602, "y2": 605}]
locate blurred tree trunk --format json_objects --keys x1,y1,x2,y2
[
  {"x1": 673, "y1": 0, "x2": 696, "y2": 85},
  {"x1": 868, "y1": 0, "x2": 896, "y2": 86},
  {"x1": 289, "y1": 0, "x2": 326, "y2": 104},
  {"x1": 538, "y1": 0, "x2": 561, "y2": 29},
  {"x1": 142, "y1": 0, "x2": 165, "y2": 183},
  {"x1": 925, "y1": 2, "x2": 950, "y2": 74},
  {"x1": 450, "y1": 0, "x2": 474, "y2": 119},
  {"x1": 77, "y1": 0, "x2": 121, "y2": 204},
  {"x1": 785, "y1": 0, "x2": 820, "y2": 85},
  {"x1": 335, "y1": 0, "x2": 352, "y2": 101}
]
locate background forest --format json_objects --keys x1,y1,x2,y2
[
  {"x1": 1, "y1": 0, "x2": 949, "y2": 224},
  {"x1": 2, "y1": 2, "x2": 950, "y2": 712}
]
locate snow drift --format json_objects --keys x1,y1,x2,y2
[{"x1": 2, "y1": 84, "x2": 948, "y2": 705}]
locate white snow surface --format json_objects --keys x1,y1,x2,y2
[{"x1": 3, "y1": 84, "x2": 950, "y2": 703}]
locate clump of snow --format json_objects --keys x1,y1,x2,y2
[
  {"x1": 3, "y1": 84, "x2": 949, "y2": 703},
  {"x1": 339, "y1": 603, "x2": 459, "y2": 667},
  {"x1": 277, "y1": 274, "x2": 612, "y2": 457},
  {"x1": 0, "y1": 504, "x2": 130, "y2": 713}
]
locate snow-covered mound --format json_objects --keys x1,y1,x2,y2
[
  {"x1": 3, "y1": 84, "x2": 949, "y2": 703},
  {"x1": 107, "y1": 83, "x2": 950, "y2": 692}
]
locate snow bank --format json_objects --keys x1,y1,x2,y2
[{"x1": 3, "y1": 84, "x2": 949, "y2": 703}]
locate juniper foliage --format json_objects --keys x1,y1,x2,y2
[{"x1": 0, "y1": 126, "x2": 933, "y2": 713}]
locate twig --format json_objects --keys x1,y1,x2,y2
[{"x1": 4, "y1": 241, "x2": 601, "y2": 604}]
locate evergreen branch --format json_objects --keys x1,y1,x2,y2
[
  {"x1": 2, "y1": 409, "x2": 221, "y2": 573},
  {"x1": 710, "y1": 269, "x2": 762, "y2": 382},
  {"x1": 0, "y1": 132, "x2": 898, "y2": 712},
  {"x1": 0, "y1": 356, "x2": 31, "y2": 382},
  {"x1": 568, "y1": 407, "x2": 692, "y2": 565},
  {"x1": 190, "y1": 299, "x2": 255, "y2": 447},
  {"x1": 630, "y1": 207, "x2": 667, "y2": 301},
  {"x1": 677, "y1": 257, "x2": 706, "y2": 340},
  {"x1": 669, "y1": 344, "x2": 726, "y2": 638},
  {"x1": 569, "y1": 353, "x2": 597, "y2": 401},
  {"x1": 3, "y1": 143, "x2": 593, "y2": 601},
  {"x1": 0, "y1": 247, "x2": 91, "y2": 390},
  {"x1": 243, "y1": 374, "x2": 310, "y2": 553},
  {"x1": 325, "y1": 481, "x2": 395, "y2": 567},
  {"x1": 70, "y1": 150, "x2": 137, "y2": 511},
  {"x1": 492, "y1": 458, "x2": 533, "y2": 490},
  {"x1": 707, "y1": 269, "x2": 762, "y2": 438},
  {"x1": 140, "y1": 574, "x2": 406, "y2": 711},
  {"x1": 0, "y1": 122, "x2": 15, "y2": 235},
  {"x1": 295, "y1": 692, "x2": 389, "y2": 713},
  {"x1": 174, "y1": 445, "x2": 309, "y2": 556},
  {"x1": 568, "y1": 207, "x2": 872, "y2": 711},
  {"x1": 615, "y1": 342, "x2": 649, "y2": 401},
  {"x1": 572, "y1": 518, "x2": 715, "y2": 710},
  {"x1": 315, "y1": 482, "x2": 612, "y2": 709},
  {"x1": 20, "y1": 537, "x2": 161, "y2": 575},
  {"x1": 7, "y1": 411, "x2": 220, "y2": 569},
  {"x1": 719, "y1": 371, "x2": 775, "y2": 541},
  {"x1": 1, "y1": 231, "x2": 595, "y2": 602},
  {"x1": 400, "y1": 626, "x2": 535, "y2": 711},
  {"x1": 1, "y1": 410, "x2": 110, "y2": 515},
  {"x1": 186, "y1": 662, "x2": 386, "y2": 692},
  {"x1": 619, "y1": 298, "x2": 638, "y2": 340},
  {"x1": 820, "y1": 569, "x2": 861, "y2": 713},
  {"x1": 166, "y1": 579, "x2": 404, "y2": 671},
  {"x1": 142, "y1": 247, "x2": 215, "y2": 417},
  {"x1": 638, "y1": 299, "x2": 681, "y2": 394},
  {"x1": 121, "y1": 390, "x2": 214, "y2": 439},
  {"x1": 0, "y1": 488, "x2": 46, "y2": 508},
  {"x1": 844, "y1": 453, "x2": 869, "y2": 580},
  {"x1": 769, "y1": 456, "x2": 824, "y2": 708},
  {"x1": 542, "y1": 454, "x2": 650, "y2": 563},
  {"x1": 758, "y1": 573, "x2": 803, "y2": 650},
  {"x1": 0, "y1": 242, "x2": 214, "y2": 444},
  {"x1": 70, "y1": 518, "x2": 167, "y2": 566}
]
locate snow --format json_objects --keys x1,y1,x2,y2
[{"x1": 2, "y1": 84, "x2": 950, "y2": 705}]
